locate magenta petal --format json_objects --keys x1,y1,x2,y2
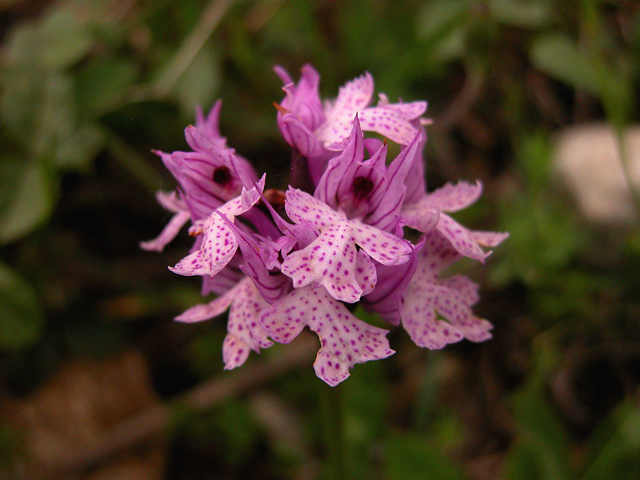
[
  {"x1": 194, "y1": 100, "x2": 226, "y2": 148},
  {"x1": 279, "y1": 113, "x2": 325, "y2": 158},
  {"x1": 363, "y1": 237, "x2": 424, "y2": 326},
  {"x1": 259, "y1": 286, "x2": 394, "y2": 386}
]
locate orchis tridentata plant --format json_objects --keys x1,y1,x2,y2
[{"x1": 142, "y1": 65, "x2": 507, "y2": 386}]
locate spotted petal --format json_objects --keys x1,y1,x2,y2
[
  {"x1": 259, "y1": 286, "x2": 394, "y2": 386},
  {"x1": 399, "y1": 231, "x2": 493, "y2": 349},
  {"x1": 281, "y1": 220, "x2": 362, "y2": 303},
  {"x1": 176, "y1": 277, "x2": 273, "y2": 369},
  {"x1": 350, "y1": 220, "x2": 413, "y2": 266},
  {"x1": 285, "y1": 187, "x2": 345, "y2": 227},
  {"x1": 169, "y1": 177, "x2": 265, "y2": 277},
  {"x1": 358, "y1": 104, "x2": 426, "y2": 146}
]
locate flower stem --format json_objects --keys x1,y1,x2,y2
[{"x1": 320, "y1": 383, "x2": 347, "y2": 480}]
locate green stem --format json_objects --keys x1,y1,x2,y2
[
  {"x1": 153, "y1": 0, "x2": 234, "y2": 96},
  {"x1": 320, "y1": 383, "x2": 347, "y2": 480}
]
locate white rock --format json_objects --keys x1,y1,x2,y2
[{"x1": 553, "y1": 123, "x2": 640, "y2": 224}]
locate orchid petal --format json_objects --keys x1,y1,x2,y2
[
  {"x1": 471, "y1": 231, "x2": 509, "y2": 248},
  {"x1": 358, "y1": 107, "x2": 424, "y2": 146},
  {"x1": 281, "y1": 221, "x2": 363, "y2": 303},
  {"x1": 285, "y1": 187, "x2": 345, "y2": 227},
  {"x1": 436, "y1": 213, "x2": 488, "y2": 262},
  {"x1": 355, "y1": 250, "x2": 377, "y2": 296},
  {"x1": 169, "y1": 178, "x2": 265, "y2": 277},
  {"x1": 420, "y1": 181, "x2": 483, "y2": 213},
  {"x1": 155, "y1": 190, "x2": 187, "y2": 213},
  {"x1": 350, "y1": 220, "x2": 412, "y2": 266},
  {"x1": 259, "y1": 286, "x2": 394, "y2": 386},
  {"x1": 278, "y1": 113, "x2": 325, "y2": 158},
  {"x1": 176, "y1": 278, "x2": 273, "y2": 369}
]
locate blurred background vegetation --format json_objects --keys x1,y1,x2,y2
[{"x1": 1, "y1": 0, "x2": 639, "y2": 478}]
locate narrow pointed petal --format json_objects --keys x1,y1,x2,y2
[
  {"x1": 275, "y1": 64, "x2": 324, "y2": 131},
  {"x1": 140, "y1": 210, "x2": 191, "y2": 252},
  {"x1": 155, "y1": 190, "x2": 186, "y2": 213},
  {"x1": 194, "y1": 100, "x2": 226, "y2": 147},
  {"x1": 175, "y1": 285, "x2": 236, "y2": 323},
  {"x1": 259, "y1": 286, "x2": 394, "y2": 386},
  {"x1": 314, "y1": 118, "x2": 365, "y2": 208},
  {"x1": 278, "y1": 113, "x2": 325, "y2": 158},
  {"x1": 365, "y1": 131, "x2": 422, "y2": 231}
]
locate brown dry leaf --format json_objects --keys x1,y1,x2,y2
[{"x1": 1, "y1": 349, "x2": 166, "y2": 480}]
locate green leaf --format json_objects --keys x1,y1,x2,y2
[
  {"x1": 55, "y1": 124, "x2": 105, "y2": 170},
  {"x1": 489, "y1": 0, "x2": 553, "y2": 29},
  {"x1": 530, "y1": 34, "x2": 601, "y2": 96},
  {"x1": 0, "y1": 157, "x2": 57, "y2": 245},
  {"x1": 581, "y1": 403, "x2": 640, "y2": 480},
  {"x1": 415, "y1": 0, "x2": 468, "y2": 61},
  {"x1": 0, "y1": 262, "x2": 45, "y2": 349},
  {"x1": 503, "y1": 384, "x2": 571, "y2": 480},
  {"x1": 174, "y1": 44, "x2": 220, "y2": 119},
  {"x1": 385, "y1": 432, "x2": 468, "y2": 480},
  {"x1": 76, "y1": 57, "x2": 139, "y2": 115},
  {"x1": 39, "y1": 4, "x2": 93, "y2": 70}
]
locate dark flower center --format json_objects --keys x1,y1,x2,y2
[
  {"x1": 352, "y1": 176, "x2": 374, "y2": 202},
  {"x1": 213, "y1": 166, "x2": 232, "y2": 185}
]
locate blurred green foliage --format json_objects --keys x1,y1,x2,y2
[{"x1": 1, "y1": 0, "x2": 639, "y2": 478}]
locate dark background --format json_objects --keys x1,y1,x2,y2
[{"x1": 1, "y1": 0, "x2": 639, "y2": 479}]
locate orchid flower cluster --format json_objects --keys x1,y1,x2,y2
[{"x1": 141, "y1": 65, "x2": 507, "y2": 386}]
